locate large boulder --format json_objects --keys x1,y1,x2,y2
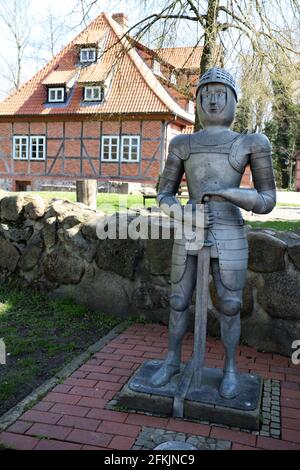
[
  {"x1": 132, "y1": 284, "x2": 169, "y2": 310},
  {"x1": 96, "y1": 238, "x2": 141, "y2": 279},
  {"x1": 58, "y1": 224, "x2": 96, "y2": 262},
  {"x1": 242, "y1": 315, "x2": 300, "y2": 357},
  {"x1": 44, "y1": 244, "x2": 84, "y2": 284},
  {"x1": 46, "y1": 199, "x2": 97, "y2": 227},
  {"x1": 23, "y1": 195, "x2": 46, "y2": 220},
  {"x1": 258, "y1": 271, "x2": 300, "y2": 321},
  {"x1": 0, "y1": 237, "x2": 20, "y2": 271},
  {"x1": 275, "y1": 232, "x2": 300, "y2": 271},
  {"x1": 143, "y1": 238, "x2": 173, "y2": 276},
  {"x1": 289, "y1": 243, "x2": 300, "y2": 270},
  {"x1": 0, "y1": 194, "x2": 25, "y2": 222},
  {"x1": 52, "y1": 269, "x2": 131, "y2": 318},
  {"x1": 43, "y1": 217, "x2": 57, "y2": 250},
  {"x1": 19, "y1": 232, "x2": 44, "y2": 272},
  {"x1": 5, "y1": 226, "x2": 33, "y2": 243},
  {"x1": 248, "y1": 231, "x2": 286, "y2": 272},
  {"x1": 81, "y1": 214, "x2": 107, "y2": 240}
]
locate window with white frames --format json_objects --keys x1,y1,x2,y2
[
  {"x1": 121, "y1": 136, "x2": 140, "y2": 162},
  {"x1": 30, "y1": 136, "x2": 46, "y2": 160},
  {"x1": 84, "y1": 85, "x2": 104, "y2": 102},
  {"x1": 101, "y1": 136, "x2": 119, "y2": 162},
  {"x1": 153, "y1": 60, "x2": 161, "y2": 75},
  {"x1": 80, "y1": 48, "x2": 96, "y2": 63},
  {"x1": 188, "y1": 100, "x2": 195, "y2": 114},
  {"x1": 48, "y1": 87, "x2": 64, "y2": 102},
  {"x1": 13, "y1": 136, "x2": 28, "y2": 160},
  {"x1": 170, "y1": 73, "x2": 177, "y2": 85}
]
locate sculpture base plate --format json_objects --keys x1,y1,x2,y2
[{"x1": 116, "y1": 360, "x2": 263, "y2": 431}]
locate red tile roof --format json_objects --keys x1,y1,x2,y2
[
  {"x1": 77, "y1": 62, "x2": 110, "y2": 84},
  {"x1": 154, "y1": 45, "x2": 221, "y2": 70},
  {"x1": 0, "y1": 13, "x2": 194, "y2": 123},
  {"x1": 154, "y1": 46, "x2": 203, "y2": 69},
  {"x1": 74, "y1": 30, "x2": 104, "y2": 46},
  {"x1": 42, "y1": 70, "x2": 77, "y2": 86}
]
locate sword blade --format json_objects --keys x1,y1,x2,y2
[
  {"x1": 172, "y1": 243, "x2": 211, "y2": 418},
  {"x1": 194, "y1": 244, "x2": 211, "y2": 389}
]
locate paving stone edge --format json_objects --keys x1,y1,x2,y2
[{"x1": 0, "y1": 321, "x2": 128, "y2": 432}]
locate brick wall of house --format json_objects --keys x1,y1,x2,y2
[
  {"x1": 0, "y1": 119, "x2": 253, "y2": 191},
  {"x1": 0, "y1": 119, "x2": 166, "y2": 191},
  {"x1": 241, "y1": 165, "x2": 252, "y2": 188}
]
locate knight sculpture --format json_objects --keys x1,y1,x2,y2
[{"x1": 151, "y1": 67, "x2": 276, "y2": 400}]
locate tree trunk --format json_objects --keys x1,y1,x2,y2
[
  {"x1": 76, "y1": 180, "x2": 97, "y2": 210},
  {"x1": 195, "y1": 0, "x2": 220, "y2": 131},
  {"x1": 199, "y1": 0, "x2": 220, "y2": 75}
]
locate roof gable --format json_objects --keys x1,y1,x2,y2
[{"x1": 0, "y1": 13, "x2": 194, "y2": 123}]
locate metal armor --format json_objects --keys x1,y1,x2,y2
[
  {"x1": 151, "y1": 68, "x2": 276, "y2": 397},
  {"x1": 158, "y1": 129, "x2": 276, "y2": 292}
]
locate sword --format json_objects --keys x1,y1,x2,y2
[{"x1": 173, "y1": 196, "x2": 212, "y2": 418}]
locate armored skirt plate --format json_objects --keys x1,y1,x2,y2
[{"x1": 128, "y1": 360, "x2": 261, "y2": 412}]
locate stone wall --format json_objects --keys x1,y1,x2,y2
[{"x1": 0, "y1": 191, "x2": 299, "y2": 357}]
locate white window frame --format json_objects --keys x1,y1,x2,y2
[
  {"x1": 101, "y1": 136, "x2": 119, "y2": 162},
  {"x1": 84, "y1": 85, "x2": 104, "y2": 102},
  {"x1": 170, "y1": 73, "x2": 177, "y2": 85},
  {"x1": 80, "y1": 48, "x2": 97, "y2": 63},
  {"x1": 13, "y1": 136, "x2": 28, "y2": 160},
  {"x1": 30, "y1": 136, "x2": 46, "y2": 161},
  {"x1": 188, "y1": 100, "x2": 194, "y2": 114},
  {"x1": 121, "y1": 136, "x2": 140, "y2": 163},
  {"x1": 48, "y1": 87, "x2": 65, "y2": 103},
  {"x1": 153, "y1": 60, "x2": 161, "y2": 75}
]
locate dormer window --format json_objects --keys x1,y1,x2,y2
[
  {"x1": 48, "y1": 87, "x2": 65, "y2": 103},
  {"x1": 84, "y1": 85, "x2": 104, "y2": 102},
  {"x1": 170, "y1": 73, "x2": 177, "y2": 85},
  {"x1": 153, "y1": 60, "x2": 161, "y2": 75},
  {"x1": 80, "y1": 48, "x2": 97, "y2": 63}
]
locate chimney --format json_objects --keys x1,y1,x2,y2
[{"x1": 112, "y1": 13, "x2": 129, "y2": 29}]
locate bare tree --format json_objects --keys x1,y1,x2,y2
[
  {"x1": 29, "y1": 4, "x2": 74, "y2": 69},
  {"x1": 0, "y1": 0, "x2": 32, "y2": 92},
  {"x1": 76, "y1": 0, "x2": 299, "y2": 73},
  {"x1": 74, "y1": 0, "x2": 299, "y2": 132},
  {"x1": 44, "y1": 6, "x2": 67, "y2": 59}
]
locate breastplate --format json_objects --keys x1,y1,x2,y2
[{"x1": 184, "y1": 142, "x2": 244, "y2": 201}]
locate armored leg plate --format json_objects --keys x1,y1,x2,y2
[{"x1": 117, "y1": 360, "x2": 263, "y2": 431}]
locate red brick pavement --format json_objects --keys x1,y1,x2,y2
[{"x1": 1, "y1": 324, "x2": 300, "y2": 450}]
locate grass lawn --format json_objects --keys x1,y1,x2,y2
[
  {"x1": 245, "y1": 220, "x2": 300, "y2": 231},
  {"x1": 0, "y1": 285, "x2": 121, "y2": 417},
  {"x1": 276, "y1": 202, "x2": 300, "y2": 207}
]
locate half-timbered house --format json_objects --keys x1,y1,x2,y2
[{"x1": 0, "y1": 12, "x2": 252, "y2": 192}]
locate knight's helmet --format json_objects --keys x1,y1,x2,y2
[{"x1": 196, "y1": 67, "x2": 238, "y2": 102}]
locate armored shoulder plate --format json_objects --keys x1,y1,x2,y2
[
  {"x1": 228, "y1": 130, "x2": 248, "y2": 174},
  {"x1": 168, "y1": 134, "x2": 191, "y2": 161},
  {"x1": 249, "y1": 133, "x2": 271, "y2": 155}
]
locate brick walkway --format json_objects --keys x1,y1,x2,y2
[{"x1": 1, "y1": 323, "x2": 300, "y2": 450}]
